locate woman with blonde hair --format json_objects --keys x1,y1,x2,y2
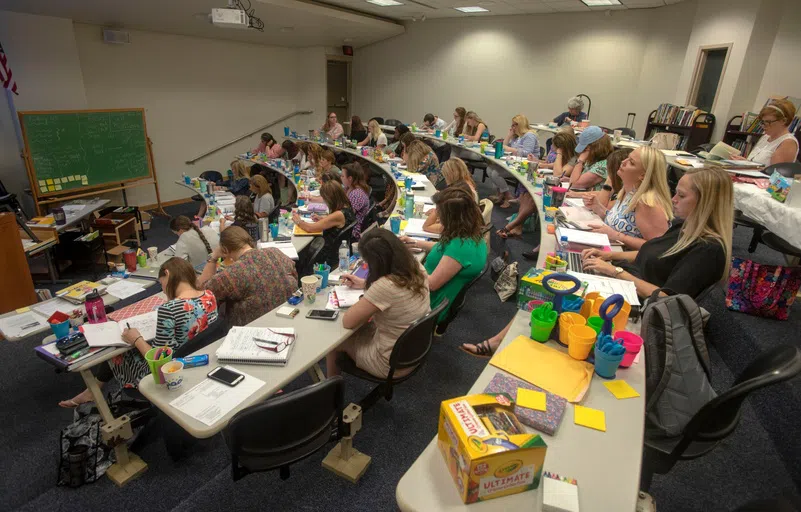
[
  {"x1": 584, "y1": 146, "x2": 672, "y2": 249},
  {"x1": 583, "y1": 166, "x2": 733, "y2": 299},
  {"x1": 229, "y1": 160, "x2": 252, "y2": 196},
  {"x1": 463, "y1": 111, "x2": 489, "y2": 142},
  {"x1": 503, "y1": 114, "x2": 539, "y2": 158},
  {"x1": 734, "y1": 98, "x2": 799, "y2": 166},
  {"x1": 404, "y1": 140, "x2": 441, "y2": 183},
  {"x1": 249, "y1": 174, "x2": 275, "y2": 219},
  {"x1": 359, "y1": 119, "x2": 388, "y2": 150},
  {"x1": 443, "y1": 107, "x2": 467, "y2": 138}
]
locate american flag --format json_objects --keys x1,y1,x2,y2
[{"x1": 0, "y1": 42, "x2": 19, "y2": 95}]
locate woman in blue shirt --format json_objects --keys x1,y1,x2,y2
[{"x1": 553, "y1": 96, "x2": 588, "y2": 126}]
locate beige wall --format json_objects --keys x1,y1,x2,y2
[
  {"x1": 754, "y1": 0, "x2": 801, "y2": 110},
  {"x1": 353, "y1": 2, "x2": 697, "y2": 141}
]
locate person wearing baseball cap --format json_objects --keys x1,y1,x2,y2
[{"x1": 570, "y1": 126, "x2": 614, "y2": 190}]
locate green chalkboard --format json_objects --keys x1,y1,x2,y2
[{"x1": 19, "y1": 109, "x2": 152, "y2": 197}]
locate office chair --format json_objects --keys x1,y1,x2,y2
[
  {"x1": 384, "y1": 119, "x2": 403, "y2": 127},
  {"x1": 762, "y1": 161, "x2": 801, "y2": 178},
  {"x1": 224, "y1": 376, "x2": 345, "y2": 481},
  {"x1": 337, "y1": 299, "x2": 448, "y2": 412},
  {"x1": 191, "y1": 170, "x2": 224, "y2": 202},
  {"x1": 297, "y1": 237, "x2": 325, "y2": 278},
  {"x1": 614, "y1": 127, "x2": 636, "y2": 138},
  {"x1": 640, "y1": 345, "x2": 801, "y2": 492},
  {"x1": 434, "y1": 260, "x2": 490, "y2": 336},
  {"x1": 757, "y1": 230, "x2": 801, "y2": 259},
  {"x1": 0, "y1": 179, "x2": 29, "y2": 222},
  {"x1": 371, "y1": 117, "x2": 385, "y2": 125},
  {"x1": 689, "y1": 143, "x2": 715, "y2": 156}
]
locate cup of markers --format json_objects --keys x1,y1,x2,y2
[{"x1": 145, "y1": 346, "x2": 174, "y2": 385}]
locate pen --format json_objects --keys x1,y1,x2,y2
[
  {"x1": 20, "y1": 322, "x2": 40, "y2": 330},
  {"x1": 127, "y1": 322, "x2": 131, "y2": 329},
  {"x1": 254, "y1": 338, "x2": 280, "y2": 345}
]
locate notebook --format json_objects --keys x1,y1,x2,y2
[
  {"x1": 403, "y1": 218, "x2": 441, "y2": 239},
  {"x1": 555, "y1": 227, "x2": 610, "y2": 249},
  {"x1": 483, "y1": 372, "x2": 567, "y2": 436},
  {"x1": 258, "y1": 241, "x2": 299, "y2": 260},
  {"x1": 293, "y1": 225, "x2": 322, "y2": 236},
  {"x1": 216, "y1": 326, "x2": 296, "y2": 366},
  {"x1": 57, "y1": 281, "x2": 108, "y2": 304},
  {"x1": 332, "y1": 286, "x2": 363, "y2": 307},
  {"x1": 80, "y1": 311, "x2": 158, "y2": 348}
]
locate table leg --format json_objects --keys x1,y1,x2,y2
[
  {"x1": 79, "y1": 370, "x2": 147, "y2": 486},
  {"x1": 307, "y1": 363, "x2": 326, "y2": 383}
]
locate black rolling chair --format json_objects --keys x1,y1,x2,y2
[
  {"x1": 432, "y1": 142, "x2": 451, "y2": 164},
  {"x1": 762, "y1": 161, "x2": 801, "y2": 178},
  {"x1": 757, "y1": 230, "x2": 801, "y2": 259},
  {"x1": 539, "y1": 146, "x2": 546, "y2": 160},
  {"x1": 614, "y1": 127, "x2": 636, "y2": 138},
  {"x1": 359, "y1": 203, "x2": 379, "y2": 236},
  {"x1": 434, "y1": 259, "x2": 490, "y2": 336},
  {"x1": 337, "y1": 299, "x2": 449, "y2": 411},
  {"x1": 298, "y1": 237, "x2": 325, "y2": 278},
  {"x1": 191, "y1": 170, "x2": 225, "y2": 202},
  {"x1": 385, "y1": 119, "x2": 403, "y2": 127},
  {"x1": 0, "y1": 179, "x2": 29, "y2": 221},
  {"x1": 173, "y1": 318, "x2": 227, "y2": 358},
  {"x1": 689, "y1": 143, "x2": 715, "y2": 156},
  {"x1": 224, "y1": 376, "x2": 345, "y2": 481},
  {"x1": 641, "y1": 345, "x2": 801, "y2": 491},
  {"x1": 371, "y1": 117, "x2": 385, "y2": 125}
]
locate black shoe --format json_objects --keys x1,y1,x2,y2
[{"x1": 522, "y1": 247, "x2": 540, "y2": 261}]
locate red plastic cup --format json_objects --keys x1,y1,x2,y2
[
  {"x1": 123, "y1": 249, "x2": 137, "y2": 272},
  {"x1": 615, "y1": 330, "x2": 643, "y2": 368}
]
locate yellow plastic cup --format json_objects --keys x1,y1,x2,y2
[
  {"x1": 558, "y1": 312, "x2": 586, "y2": 345},
  {"x1": 567, "y1": 325, "x2": 597, "y2": 360}
]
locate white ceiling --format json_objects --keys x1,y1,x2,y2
[
  {"x1": 317, "y1": 0, "x2": 685, "y2": 21},
  {"x1": 0, "y1": 0, "x2": 404, "y2": 48}
]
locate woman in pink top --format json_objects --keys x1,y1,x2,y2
[
  {"x1": 252, "y1": 132, "x2": 284, "y2": 158},
  {"x1": 321, "y1": 112, "x2": 344, "y2": 140}
]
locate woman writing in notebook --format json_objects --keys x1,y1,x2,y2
[
  {"x1": 359, "y1": 119, "x2": 388, "y2": 150},
  {"x1": 200, "y1": 226, "x2": 297, "y2": 327},
  {"x1": 58, "y1": 258, "x2": 218, "y2": 408},
  {"x1": 583, "y1": 147, "x2": 673, "y2": 249},
  {"x1": 170, "y1": 215, "x2": 220, "y2": 268},
  {"x1": 293, "y1": 180, "x2": 356, "y2": 269},
  {"x1": 326, "y1": 229, "x2": 431, "y2": 379},
  {"x1": 220, "y1": 195, "x2": 259, "y2": 240},
  {"x1": 422, "y1": 159, "x2": 478, "y2": 234}
]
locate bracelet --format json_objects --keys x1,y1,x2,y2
[{"x1": 132, "y1": 336, "x2": 145, "y2": 346}]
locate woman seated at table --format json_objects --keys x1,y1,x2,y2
[
  {"x1": 342, "y1": 163, "x2": 371, "y2": 240},
  {"x1": 250, "y1": 175, "x2": 276, "y2": 219},
  {"x1": 401, "y1": 187, "x2": 487, "y2": 323},
  {"x1": 443, "y1": 107, "x2": 467, "y2": 138},
  {"x1": 553, "y1": 96, "x2": 587, "y2": 126},
  {"x1": 462, "y1": 111, "x2": 489, "y2": 142},
  {"x1": 405, "y1": 140, "x2": 441, "y2": 183},
  {"x1": 227, "y1": 160, "x2": 253, "y2": 197},
  {"x1": 170, "y1": 215, "x2": 220, "y2": 268},
  {"x1": 316, "y1": 149, "x2": 341, "y2": 177},
  {"x1": 542, "y1": 130, "x2": 579, "y2": 177},
  {"x1": 59, "y1": 258, "x2": 219, "y2": 407},
  {"x1": 569, "y1": 126, "x2": 613, "y2": 190},
  {"x1": 350, "y1": 115, "x2": 367, "y2": 144},
  {"x1": 490, "y1": 114, "x2": 540, "y2": 208},
  {"x1": 733, "y1": 99, "x2": 799, "y2": 166},
  {"x1": 359, "y1": 119, "x2": 388, "y2": 150},
  {"x1": 326, "y1": 229, "x2": 431, "y2": 379},
  {"x1": 386, "y1": 124, "x2": 410, "y2": 156},
  {"x1": 423, "y1": 113, "x2": 447, "y2": 132},
  {"x1": 252, "y1": 132, "x2": 284, "y2": 158},
  {"x1": 321, "y1": 112, "x2": 344, "y2": 140},
  {"x1": 423, "y1": 178, "x2": 477, "y2": 234},
  {"x1": 583, "y1": 147, "x2": 672, "y2": 249},
  {"x1": 220, "y1": 195, "x2": 259, "y2": 240},
  {"x1": 391, "y1": 132, "x2": 416, "y2": 159},
  {"x1": 282, "y1": 140, "x2": 300, "y2": 161},
  {"x1": 571, "y1": 148, "x2": 629, "y2": 207},
  {"x1": 293, "y1": 180, "x2": 356, "y2": 269},
  {"x1": 199, "y1": 226, "x2": 297, "y2": 327}
]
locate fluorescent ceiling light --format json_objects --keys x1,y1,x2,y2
[
  {"x1": 367, "y1": 0, "x2": 403, "y2": 6},
  {"x1": 581, "y1": 0, "x2": 622, "y2": 5},
  {"x1": 455, "y1": 6, "x2": 489, "y2": 12}
]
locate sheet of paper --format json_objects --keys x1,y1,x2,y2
[
  {"x1": 61, "y1": 204, "x2": 86, "y2": 214},
  {"x1": 106, "y1": 280, "x2": 146, "y2": 300},
  {"x1": 574, "y1": 405, "x2": 606, "y2": 432},
  {"x1": 403, "y1": 218, "x2": 441, "y2": 239},
  {"x1": 332, "y1": 286, "x2": 364, "y2": 307},
  {"x1": 82, "y1": 322, "x2": 126, "y2": 347},
  {"x1": 124, "y1": 311, "x2": 158, "y2": 341},
  {"x1": 562, "y1": 198, "x2": 586, "y2": 209},
  {"x1": 603, "y1": 380, "x2": 640, "y2": 400},
  {"x1": 170, "y1": 367, "x2": 265, "y2": 426},
  {"x1": 567, "y1": 271, "x2": 641, "y2": 306},
  {"x1": 258, "y1": 241, "x2": 299, "y2": 260},
  {"x1": 0, "y1": 312, "x2": 45, "y2": 338},
  {"x1": 557, "y1": 227, "x2": 610, "y2": 248},
  {"x1": 516, "y1": 388, "x2": 547, "y2": 411},
  {"x1": 724, "y1": 168, "x2": 768, "y2": 177},
  {"x1": 32, "y1": 298, "x2": 80, "y2": 319}
]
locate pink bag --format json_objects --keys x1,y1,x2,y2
[{"x1": 726, "y1": 257, "x2": 801, "y2": 320}]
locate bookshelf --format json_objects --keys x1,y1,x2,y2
[
  {"x1": 645, "y1": 104, "x2": 715, "y2": 150},
  {"x1": 724, "y1": 113, "x2": 801, "y2": 159}
]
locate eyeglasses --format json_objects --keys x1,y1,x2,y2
[
  {"x1": 760, "y1": 119, "x2": 779, "y2": 126},
  {"x1": 254, "y1": 329, "x2": 295, "y2": 353}
]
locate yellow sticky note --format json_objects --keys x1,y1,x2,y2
[
  {"x1": 46, "y1": 179, "x2": 54, "y2": 185},
  {"x1": 516, "y1": 388, "x2": 546, "y2": 411},
  {"x1": 16, "y1": 307, "x2": 31, "y2": 313},
  {"x1": 400, "y1": 220, "x2": 408, "y2": 231},
  {"x1": 48, "y1": 185, "x2": 55, "y2": 192},
  {"x1": 55, "y1": 184, "x2": 63, "y2": 191},
  {"x1": 574, "y1": 405, "x2": 606, "y2": 432},
  {"x1": 603, "y1": 380, "x2": 640, "y2": 400}
]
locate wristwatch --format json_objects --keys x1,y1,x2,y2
[{"x1": 614, "y1": 266, "x2": 625, "y2": 276}]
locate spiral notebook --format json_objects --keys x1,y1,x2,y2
[{"x1": 215, "y1": 326, "x2": 296, "y2": 366}]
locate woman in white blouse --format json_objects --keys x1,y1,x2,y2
[{"x1": 734, "y1": 99, "x2": 799, "y2": 166}]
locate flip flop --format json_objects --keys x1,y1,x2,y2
[
  {"x1": 459, "y1": 340, "x2": 495, "y2": 359},
  {"x1": 58, "y1": 399, "x2": 81, "y2": 409},
  {"x1": 497, "y1": 228, "x2": 511, "y2": 239}
]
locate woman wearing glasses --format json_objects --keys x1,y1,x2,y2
[
  {"x1": 733, "y1": 99, "x2": 799, "y2": 166},
  {"x1": 325, "y1": 229, "x2": 430, "y2": 379}
]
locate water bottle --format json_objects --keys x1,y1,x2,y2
[
  {"x1": 85, "y1": 289, "x2": 107, "y2": 324},
  {"x1": 405, "y1": 189, "x2": 415, "y2": 218},
  {"x1": 293, "y1": 162, "x2": 300, "y2": 184},
  {"x1": 259, "y1": 218, "x2": 270, "y2": 242},
  {"x1": 338, "y1": 241, "x2": 350, "y2": 271},
  {"x1": 556, "y1": 236, "x2": 569, "y2": 262},
  {"x1": 458, "y1": 135, "x2": 465, "y2": 144}
]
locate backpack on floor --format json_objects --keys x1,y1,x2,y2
[{"x1": 640, "y1": 289, "x2": 716, "y2": 438}]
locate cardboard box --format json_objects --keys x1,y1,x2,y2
[
  {"x1": 518, "y1": 267, "x2": 585, "y2": 311},
  {"x1": 437, "y1": 393, "x2": 547, "y2": 504}
]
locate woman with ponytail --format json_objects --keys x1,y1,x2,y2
[{"x1": 170, "y1": 215, "x2": 220, "y2": 268}]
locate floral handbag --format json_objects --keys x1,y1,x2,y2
[{"x1": 726, "y1": 257, "x2": 801, "y2": 320}]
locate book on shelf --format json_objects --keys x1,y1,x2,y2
[{"x1": 654, "y1": 103, "x2": 704, "y2": 127}]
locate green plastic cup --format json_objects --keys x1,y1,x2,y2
[
  {"x1": 145, "y1": 346, "x2": 173, "y2": 384},
  {"x1": 530, "y1": 314, "x2": 556, "y2": 343},
  {"x1": 587, "y1": 316, "x2": 604, "y2": 335},
  {"x1": 137, "y1": 254, "x2": 147, "y2": 268}
]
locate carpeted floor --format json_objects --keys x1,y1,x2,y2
[{"x1": 3, "y1": 182, "x2": 800, "y2": 511}]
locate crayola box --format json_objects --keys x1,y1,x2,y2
[
  {"x1": 517, "y1": 267, "x2": 586, "y2": 311},
  {"x1": 437, "y1": 393, "x2": 547, "y2": 504}
]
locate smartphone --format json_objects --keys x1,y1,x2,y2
[
  {"x1": 306, "y1": 309, "x2": 339, "y2": 321},
  {"x1": 207, "y1": 366, "x2": 245, "y2": 387}
]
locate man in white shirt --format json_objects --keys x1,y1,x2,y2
[{"x1": 423, "y1": 113, "x2": 447, "y2": 132}]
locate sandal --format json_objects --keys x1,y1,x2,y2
[
  {"x1": 499, "y1": 200, "x2": 512, "y2": 209},
  {"x1": 497, "y1": 228, "x2": 510, "y2": 239},
  {"x1": 459, "y1": 340, "x2": 496, "y2": 359}
]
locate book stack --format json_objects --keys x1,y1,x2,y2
[{"x1": 654, "y1": 103, "x2": 703, "y2": 127}]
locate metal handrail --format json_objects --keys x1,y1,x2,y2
[{"x1": 185, "y1": 109, "x2": 314, "y2": 164}]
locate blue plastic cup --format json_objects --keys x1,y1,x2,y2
[
  {"x1": 404, "y1": 176, "x2": 413, "y2": 190},
  {"x1": 184, "y1": 175, "x2": 191, "y2": 184},
  {"x1": 284, "y1": 126, "x2": 290, "y2": 136},
  {"x1": 314, "y1": 264, "x2": 330, "y2": 289},
  {"x1": 542, "y1": 193, "x2": 551, "y2": 211},
  {"x1": 390, "y1": 216, "x2": 401, "y2": 234},
  {"x1": 297, "y1": 199, "x2": 305, "y2": 207},
  {"x1": 269, "y1": 223, "x2": 279, "y2": 239},
  {"x1": 50, "y1": 319, "x2": 70, "y2": 339},
  {"x1": 435, "y1": 129, "x2": 441, "y2": 137},
  {"x1": 594, "y1": 348, "x2": 624, "y2": 379}
]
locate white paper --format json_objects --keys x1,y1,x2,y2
[
  {"x1": 169, "y1": 367, "x2": 266, "y2": 426},
  {"x1": 106, "y1": 280, "x2": 146, "y2": 300},
  {"x1": 414, "y1": 196, "x2": 434, "y2": 205},
  {"x1": 567, "y1": 271, "x2": 641, "y2": 306},
  {"x1": 403, "y1": 218, "x2": 441, "y2": 239},
  {"x1": 124, "y1": 311, "x2": 159, "y2": 341},
  {"x1": 558, "y1": 206, "x2": 599, "y2": 230},
  {"x1": 32, "y1": 298, "x2": 80, "y2": 319},
  {"x1": 556, "y1": 227, "x2": 610, "y2": 248},
  {"x1": 724, "y1": 168, "x2": 767, "y2": 177},
  {"x1": 82, "y1": 322, "x2": 128, "y2": 347},
  {"x1": 61, "y1": 204, "x2": 86, "y2": 214},
  {"x1": 216, "y1": 326, "x2": 295, "y2": 363},
  {"x1": 332, "y1": 286, "x2": 364, "y2": 307},
  {"x1": 562, "y1": 198, "x2": 586, "y2": 209},
  {"x1": 257, "y1": 241, "x2": 299, "y2": 260},
  {"x1": 0, "y1": 312, "x2": 45, "y2": 338}
]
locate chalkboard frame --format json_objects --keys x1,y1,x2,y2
[{"x1": 18, "y1": 108, "x2": 155, "y2": 200}]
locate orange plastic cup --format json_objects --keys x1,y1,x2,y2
[
  {"x1": 558, "y1": 312, "x2": 586, "y2": 345},
  {"x1": 568, "y1": 325, "x2": 597, "y2": 360}
]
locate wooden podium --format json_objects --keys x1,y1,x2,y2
[{"x1": 0, "y1": 213, "x2": 38, "y2": 314}]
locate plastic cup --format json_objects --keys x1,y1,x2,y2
[
  {"x1": 199, "y1": 180, "x2": 208, "y2": 193},
  {"x1": 145, "y1": 347, "x2": 173, "y2": 385},
  {"x1": 269, "y1": 223, "x2": 279, "y2": 239},
  {"x1": 314, "y1": 264, "x2": 330, "y2": 289},
  {"x1": 50, "y1": 319, "x2": 70, "y2": 339},
  {"x1": 162, "y1": 360, "x2": 185, "y2": 391},
  {"x1": 123, "y1": 249, "x2": 137, "y2": 272},
  {"x1": 435, "y1": 129, "x2": 441, "y2": 137},
  {"x1": 530, "y1": 311, "x2": 556, "y2": 343},
  {"x1": 284, "y1": 126, "x2": 290, "y2": 136},
  {"x1": 184, "y1": 175, "x2": 191, "y2": 184},
  {"x1": 558, "y1": 312, "x2": 586, "y2": 346},
  {"x1": 301, "y1": 275, "x2": 319, "y2": 303},
  {"x1": 542, "y1": 193, "x2": 551, "y2": 211},
  {"x1": 137, "y1": 254, "x2": 147, "y2": 268},
  {"x1": 594, "y1": 346, "x2": 624, "y2": 379},
  {"x1": 567, "y1": 325, "x2": 597, "y2": 360},
  {"x1": 390, "y1": 216, "x2": 401, "y2": 234},
  {"x1": 147, "y1": 247, "x2": 158, "y2": 262},
  {"x1": 616, "y1": 331, "x2": 644, "y2": 368},
  {"x1": 587, "y1": 316, "x2": 604, "y2": 335}
]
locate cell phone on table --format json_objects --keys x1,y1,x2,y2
[
  {"x1": 207, "y1": 366, "x2": 245, "y2": 387},
  {"x1": 306, "y1": 309, "x2": 339, "y2": 321}
]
